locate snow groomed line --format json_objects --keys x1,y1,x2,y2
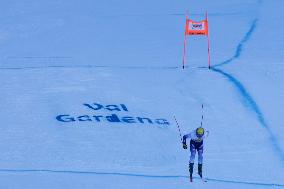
[{"x1": 0, "y1": 169, "x2": 283, "y2": 187}]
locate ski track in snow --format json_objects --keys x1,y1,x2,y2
[{"x1": 0, "y1": 169, "x2": 283, "y2": 187}]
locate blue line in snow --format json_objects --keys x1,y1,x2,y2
[
  {"x1": 0, "y1": 65, "x2": 179, "y2": 70},
  {"x1": 0, "y1": 169, "x2": 283, "y2": 187},
  {"x1": 210, "y1": 8, "x2": 284, "y2": 163},
  {"x1": 211, "y1": 68, "x2": 267, "y2": 127},
  {"x1": 211, "y1": 67, "x2": 284, "y2": 162},
  {"x1": 207, "y1": 177, "x2": 284, "y2": 187},
  {"x1": 214, "y1": 19, "x2": 258, "y2": 67}
]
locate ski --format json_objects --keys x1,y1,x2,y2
[
  {"x1": 199, "y1": 173, "x2": 207, "y2": 182},
  {"x1": 189, "y1": 176, "x2": 207, "y2": 183}
]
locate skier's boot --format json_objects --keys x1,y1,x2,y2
[
  {"x1": 189, "y1": 163, "x2": 194, "y2": 182},
  {"x1": 198, "y1": 163, "x2": 203, "y2": 178}
]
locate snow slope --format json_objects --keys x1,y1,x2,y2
[{"x1": 0, "y1": 0, "x2": 283, "y2": 188}]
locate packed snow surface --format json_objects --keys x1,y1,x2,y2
[{"x1": 0, "y1": 0, "x2": 283, "y2": 188}]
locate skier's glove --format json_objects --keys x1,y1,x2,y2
[{"x1": 183, "y1": 143, "x2": 187, "y2": 149}]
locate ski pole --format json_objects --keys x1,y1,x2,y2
[
  {"x1": 201, "y1": 104, "x2": 204, "y2": 127},
  {"x1": 201, "y1": 104, "x2": 210, "y2": 137},
  {"x1": 173, "y1": 116, "x2": 183, "y2": 143}
]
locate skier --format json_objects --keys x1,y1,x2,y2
[{"x1": 182, "y1": 127, "x2": 209, "y2": 182}]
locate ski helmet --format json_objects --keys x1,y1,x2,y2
[{"x1": 196, "y1": 127, "x2": 205, "y2": 138}]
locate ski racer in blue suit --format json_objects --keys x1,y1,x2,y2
[{"x1": 183, "y1": 127, "x2": 209, "y2": 181}]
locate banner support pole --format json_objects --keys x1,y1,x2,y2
[
  {"x1": 207, "y1": 33, "x2": 211, "y2": 69},
  {"x1": 182, "y1": 33, "x2": 187, "y2": 69},
  {"x1": 182, "y1": 13, "x2": 189, "y2": 69},
  {"x1": 206, "y1": 11, "x2": 211, "y2": 69}
]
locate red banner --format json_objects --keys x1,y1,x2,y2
[{"x1": 185, "y1": 19, "x2": 208, "y2": 36}]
